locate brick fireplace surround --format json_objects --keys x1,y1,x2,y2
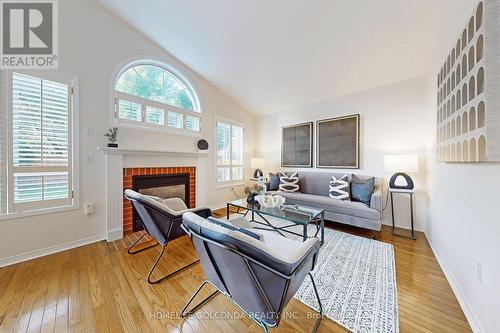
[{"x1": 122, "y1": 166, "x2": 196, "y2": 234}]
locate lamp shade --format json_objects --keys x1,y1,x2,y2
[
  {"x1": 251, "y1": 157, "x2": 266, "y2": 169},
  {"x1": 384, "y1": 154, "x2": 419, "y2": 173}
]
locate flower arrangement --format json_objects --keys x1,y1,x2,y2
[
  {"x1": 244, "y1": 183, "x2": 264, "y2": 204},
  {"x1": 104, "y1": 127, "x2": 118, "y2": 147}
]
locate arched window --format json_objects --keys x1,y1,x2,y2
[
  {"x1": 478, "y1": 135, "x2": 486, "y2": 161},
  {"x1": 468, "y1": 17, "x2": 475, "y2": 42},
  {"x1": 456, "y1": 66, "x2": 461, "y2": 86},
  {"x1": 462, "y1": 84, "x2": 468, "y2": 106},
  {"x1": 478, "y1": 102, "x2": 485, "y2": 128},
  {"x1": 457, "y1": 90, "x2": 462, "y2": 110},
  {"x1": 470, "y1": 107, "x2": 476, "y2": 131},
  {"x1": 462, "y1": 54, "x2": 467, "y2": 78},
  {"x1": 477, "y1": 67, "x2": 485, "y2": 95},
  {"x1": 469, "y1": 76, "x2": 476, "y2": 101},
  {"x1": 114, "y1": 61, "x2": 201, "y2": 133},
  {"x1": 461, "y1": 30, "x2": 467, "y2": 50},
  {"x1": 463, "y1": 140, "x2": 469, "y2": 161},
  {"x1": 451, "y1": 72, "x2": 456, "y2": 90},
  {"x1": 457, "y1": 115, "x2": 462, "y2": 136},
  {"x1": 468, "y1": 47, "x2": 475, "y2": 72},
  {"x1": 470, "y1": 138, "x2": 477, "y2": 162},
  {"x1": 476, "y1": 35, "x2": 484, "y2": 61},
  {"x1": 476, "y1": 2, "x2": 483, "y2": 31},
  {"x1": 463, "y1": 111, "x2": 469, "y2": 134}
]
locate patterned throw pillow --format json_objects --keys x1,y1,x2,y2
[
  {"x1": 329, "y1": 175, "x2": 351, "y2": 201},
  {"x1": 279, "y1": 172, "x2": 300, "y2": 192}
]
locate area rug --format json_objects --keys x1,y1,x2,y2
[{"x1": 247, "y1": 215, "x2": 399, "y2": 333}]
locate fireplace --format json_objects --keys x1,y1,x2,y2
[
  {"x1": 132, "y1": 173, "x2": 189, "y2": 232},
  {"x1": 123, "y1": 167, "x2": 196, "y2": 234}
]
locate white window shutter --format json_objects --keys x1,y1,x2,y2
[
  {"x1": 11, "y1": 72, "x2": 72, "y2": 210},
  {"x1": 0, "y1": 70, "x2": 4, "y2": 213},
  {"x1": 216, "y1": 121, "x2": 244, "y2": 183}
]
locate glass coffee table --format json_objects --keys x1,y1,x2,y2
[{"x1": 226, "y1": 199, "x2": 325, "y2": 244}]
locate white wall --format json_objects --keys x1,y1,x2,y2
[
  {"x1": 426, "y1": 1, "x2": 500, "y2": 332},
  {"x1": 257, "y1": 76, "x2": 432, "y2": 231},
  {"x1": 0, "y1": 0, "x2": 256, "y2": 266}
]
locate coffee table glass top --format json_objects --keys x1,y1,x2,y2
[{"x1": 227, "y1": 199, "x2": 324, "y2": 225}]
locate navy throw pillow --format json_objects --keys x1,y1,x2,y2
[
  {"x1": 350, "y1": 175, "x2": 375, "y2": 206},
  {"x1": 268, "y1": 172, "x2": 280, "y2": 191}
]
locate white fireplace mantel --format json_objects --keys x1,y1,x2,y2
[
  {"x1": 98, "y1": 146, "x2": 209, "y2": 157},
  {"x1": 98, "y1": 146, "x2": 207, "y2": 241}
]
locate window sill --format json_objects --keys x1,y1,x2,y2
[
  {"x1": 0, "y1": 203, "x2": 80, "y2": 222},
  {"x1": 214, "y1": 182, "x2": 245, "y2": 189}
]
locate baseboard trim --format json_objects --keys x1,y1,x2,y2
[
  {"x1": 107, "y1": 228, "x2": 123, "y2": 242},
  {"x1": 0, "y1": 234, "x2": 106, "y2": 268},
  {"x1": 425, "y1": 231, "x2": 483, "y2": 333}
]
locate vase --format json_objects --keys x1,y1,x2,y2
[{"x1": 246, "y1": 193, "x2": 258, "y2": 205}]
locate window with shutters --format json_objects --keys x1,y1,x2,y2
[
  {"x1": 0, "y1": 70, "x2": 78, "y2": 218},
  {"x1": 113, "y1": 61, "x2": 201, "y2": 135},
  {"x1": 216, "y1": 120, "x2": 244, "y2": 185}
]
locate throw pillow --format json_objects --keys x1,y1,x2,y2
[
  {"x1": 350, "y1": 175, "x2": 375, "y2": 205},
  {"x1": 329, "y1": 175, "x2": 351, "y2": 201},
  {"x1": 207, "y1": 217, "x2": 261, "y2": 240},
  {"x1": 279, "y1": 172, "x2": 300, "y2": 192},
  {"x1": 268, "y1": 172, "x2": 280, "y2": 191}
]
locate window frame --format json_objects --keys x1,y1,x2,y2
[
  {"x1": 215, "y1": 117, "x2": 245, "y2": 187},
  {"x1": 111, "y1": 60, "x2": 202, "y2": 136},
  {"x1": 0, "y1": 69, "x2": 80, "y2": 221}
]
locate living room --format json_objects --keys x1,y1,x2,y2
[{"x1": 0, "y1": 0, "x2": 498, "y2": 332}]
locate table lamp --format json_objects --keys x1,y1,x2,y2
[
  {"x1": 384, "y1": 154, "x2": 419, "y2": 190},
  {"x1": 251, "y1": 157, "x2": 265, "y2": 179}
]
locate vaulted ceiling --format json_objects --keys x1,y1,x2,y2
[{"x1": 97, "y1": 0, "x2": 451, "y2": 114}]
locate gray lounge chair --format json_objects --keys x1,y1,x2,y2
[
  {"x1": 180, "y1": 211, "x2": 323, "y2": 333},
  {"x1": 124, "y1": 189, "x2": 212, "y2": 284}
]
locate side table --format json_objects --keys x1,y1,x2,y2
[{"x1": 390, "y1": 188, "x2": 416, "y2": 240}]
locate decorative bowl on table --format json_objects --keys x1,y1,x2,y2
[{"x1": 255, "y1": 195, "x2": 285, "y2": 208}]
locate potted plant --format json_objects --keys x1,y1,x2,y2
[
  {"x1": 104, "y1": 127, "x2": 118, "y2": 148},
  {"x1": 244, "y1": 184, "x2": 264, "y2": 205}
]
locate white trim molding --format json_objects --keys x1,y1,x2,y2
[
  {"x1": 425, "y1": 231, "x2": 484, "y2": 333},
  {"x1": 0, "y1": 234, "x2": 106, "y2": 268}
]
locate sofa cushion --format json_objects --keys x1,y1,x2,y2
[
  {"x1": 266, "y1": 191, "x2": 380, "y2": 221},
  {"x1": 279, "y1": 172, "x2": 299, "y2": 192}
]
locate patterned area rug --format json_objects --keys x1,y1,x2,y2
[{"x1": 248, "y1": 215, "x2": 399, "y2": 333}]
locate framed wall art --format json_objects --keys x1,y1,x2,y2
[
  {"x1": 281, "y1": 122, "x2": 313, "y2": 167},
  {"x1": 317, "y1": 114, "x2": 360, "y2": 168}
]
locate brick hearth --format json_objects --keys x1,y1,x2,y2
[{"x1": 122, "y1": 167, "x2": 196, "y2": 234}]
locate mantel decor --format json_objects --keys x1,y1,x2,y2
[
  {"x1": 281, "y1": 122, "x2": 313, "y2": 167},
  {"x1": 317, "y1": 114, "x2": 360, "y2": 169},
  {"x1": 436, "y1": 0, "x2": 500, "y2": 163}
]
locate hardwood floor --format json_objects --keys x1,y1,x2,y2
[{"x1": 0, "y1": 210, "x2": 472, "y2": 333}]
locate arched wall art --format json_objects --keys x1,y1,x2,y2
[{"x1": 436, "y1": 0, "x2": 500, "y2": 163}]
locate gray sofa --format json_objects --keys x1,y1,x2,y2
[{"x1": 266, "y1": 171, "x2": 382, "y2": 231}]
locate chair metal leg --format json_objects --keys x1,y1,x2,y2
[
  {"x1": 127, "y1": 232, "x2": 158, "y2": 254},
  {"x1": 309, "y1": 272, "x2": 323, "y2": 333},
  {"x1": 180, "y1": 280, "x2": 219, "y2": 318},
  {"x1": 147, "y1": 244, "x2": 200, "y2": 284}
]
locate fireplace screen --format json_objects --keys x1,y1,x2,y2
[
  {"x1": 132, "y1": 173, "x2": 190, "y2": 232},
  {"x1": 139, "y1": 185, "x2": 186, "y2": 202}
]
